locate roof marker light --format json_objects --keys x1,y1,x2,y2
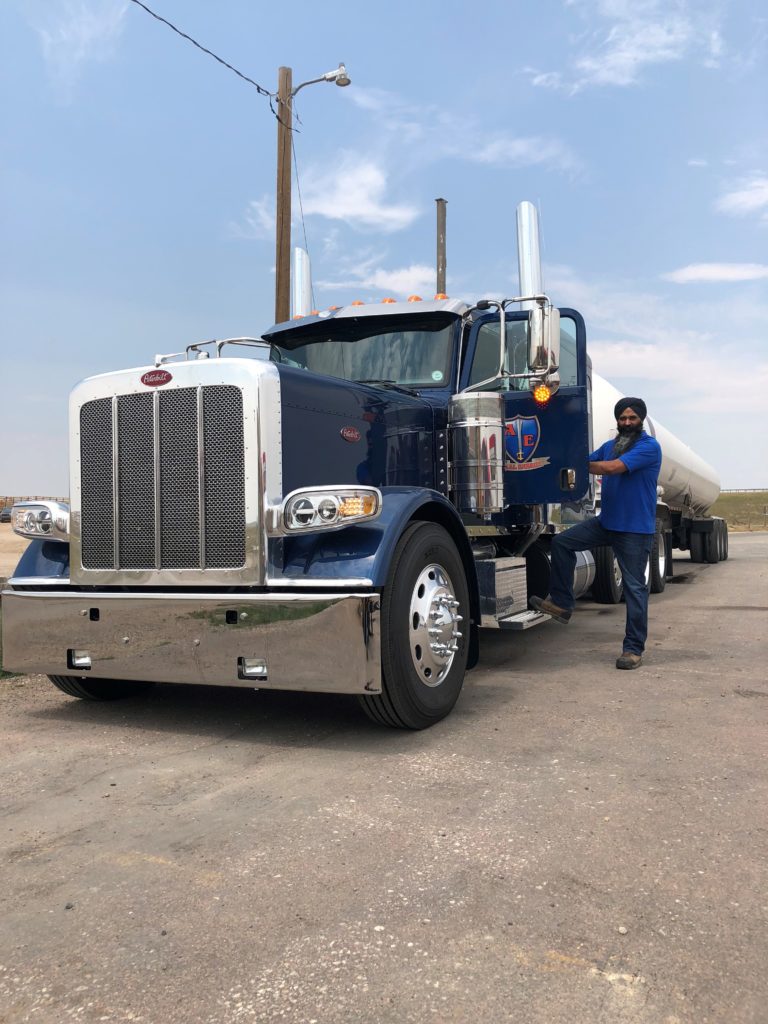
[
  {"x1": 532, "y1": 382, "x2": 552, "y2": 406},
  {"x1": 310, "y1": 310, "x2": 319, "y2": 316},
  {"x1": 351, "y1": 300, "x2": 365, "y2": 306},
  {"x1": 328, "y1": 305, "x2": 340, "y2": 311},
  {"x1": 434, "y1": 293, "x2": 448, "y2": 300},
  {"x1": 407, "y1": 295, "x2": 422, "y2": 303},
  {"x1": 381, "y1": 297, "x2": 396, "y2": 304}
]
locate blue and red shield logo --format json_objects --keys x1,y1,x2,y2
[{"x1": 505, "y1": 416, "x2": 541, "y2": 464}]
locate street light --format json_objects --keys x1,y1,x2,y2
[{"x1": 274, "y1": 64, "x2": 350, "y2": 324}]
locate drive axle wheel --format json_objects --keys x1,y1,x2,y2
[
  {"x1": 359, "y1": 522, "x2": 469, "y2": 730},
  {"x1": 48, "y1": 676, "x2": 155, "y2": 701},
  {"x1": 649, "y1": 522, "x2": 668, "y2": 593}
]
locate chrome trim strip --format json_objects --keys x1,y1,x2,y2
[
  {"x1": 265, "y1": 577, "x2": 374, "y2": 588},
  {"x1": 196, "y1": 385, "x2": 206, "y2": 570},
  {"x1": 153, "y1": 390, "x2": 161, "y2": 569},
  {"x1": 4, "y1": 588, "x2": 374, "y2": 602},
  {"x1": 111, "y1": 396, "x2": 119, "y2": 569}
]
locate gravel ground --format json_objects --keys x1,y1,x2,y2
[{"x1": 1, "y1": 534, "x2": 766, "y2": 1024}]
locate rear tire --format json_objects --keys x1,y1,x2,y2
[
  {"x1": 721, "y1": 520, "x2": 729, "y2": 561},
  {"x1": 704, "y1": 524, "x2": 719, "y2": 563},
  {"x1": 359, "y1": 522, "x2": 469, "y2": 730},
  {"x1": 689, "y1": 531, "x2": 705, "y2": 562},
  {"x1": 48, "y1": 676, "x2": 155, "y2": 701},
  {"x1": 591, "y1": 546, "x2": 623, "y2": 604},
  {"x1": 649, "y1": 525, "x2": 668, "y2": 593}
]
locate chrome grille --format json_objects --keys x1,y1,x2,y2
[{"x1": 80, "y1": 385, "x2": 246, "y2": 571}]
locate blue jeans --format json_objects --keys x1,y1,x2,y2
[{"x1": 548, "y1": 518, "x2": 654, "y2": 655}]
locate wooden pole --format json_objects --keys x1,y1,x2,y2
[{"x1": 274, "y1": 66, "x2": 293, "y2": 324}]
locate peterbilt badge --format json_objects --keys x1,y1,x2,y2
[
  {"x1": 141, "y1": 370, "x2": 173, "y2": 387},
  {"x1": 340, "y1": 426, "x2": 361, "y2": 443}
]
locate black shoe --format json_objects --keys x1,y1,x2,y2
[{"x1": 529, "y1": 595, "x2": 572, "y2": 624}]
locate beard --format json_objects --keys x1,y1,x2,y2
[{"x1": 613, "y1": 423, "x2": 643, "y2": 455}]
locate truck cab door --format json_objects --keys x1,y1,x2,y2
[{"x1": 459, "y1": 308, "x2": 590, "y2": 505}]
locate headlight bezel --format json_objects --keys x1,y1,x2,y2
[
  {"x1": 11, "y1": 501, "x2": 70, "y2": 543},
  {"x1": 275, "y1": 486, "x2": 382, "y2": 535}
]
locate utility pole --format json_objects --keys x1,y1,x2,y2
[
  {"x1": 274, "y1": 66, "x2": 293, "y2": 325},
  {"x1": 436, "y1": 198, "x2": 447, "y2": 295}
]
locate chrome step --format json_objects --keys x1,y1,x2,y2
[{"x1": 494, "y1": 609, "x2": 550, "y2": 631}]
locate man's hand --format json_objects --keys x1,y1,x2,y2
[{"x1": 589, "y1": 459, "x2": 628, "y2": 476}]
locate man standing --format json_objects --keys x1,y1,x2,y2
[{"x1": 530, "y1": 397, "x2": 662, "y2": 669}]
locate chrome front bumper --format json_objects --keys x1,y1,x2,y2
[{"x1": 1, "y1": 590, "x2": 381, "y2": 695}]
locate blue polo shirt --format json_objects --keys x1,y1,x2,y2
[{"x1": 590, "y1": 431, "x2": 662, "y2": 534}]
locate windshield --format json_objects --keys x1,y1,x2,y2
[{"x1": 269, "y1": 313, "x2": 457, "y2": 388}]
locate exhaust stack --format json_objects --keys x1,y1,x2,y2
[{"x1": 516, "y1": 201, "x2": 543, "y2": 309}]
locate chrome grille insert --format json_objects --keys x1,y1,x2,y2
[{"x1": 79, "y1": 384, "x2": 246, "y2": 571}]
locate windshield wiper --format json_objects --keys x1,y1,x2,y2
[{"x1": 354, "y1": 378, "x2": 420, "y2": 396}]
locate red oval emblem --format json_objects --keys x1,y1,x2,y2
[
  {"x1": 141, "y1": 369, "x2": 173, "y2": 387},
  {"x1": 340, "y1": 426, "x2": 361, "y2": 443}
]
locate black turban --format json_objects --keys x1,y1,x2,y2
[{"x1": 614, "y1": 397, "x2": 647, "y2": 421}]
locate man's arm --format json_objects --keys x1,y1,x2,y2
[{"x1": 589, "y1": 458, "x2": 627, "y2": 476}]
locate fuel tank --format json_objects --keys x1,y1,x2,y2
[{"x1": 591, "y1": 372, "x2": 720, "y2": 516}]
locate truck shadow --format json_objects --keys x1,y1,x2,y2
[{"x1": 24, "y1": 681, "x2": 451, "y2": 751}]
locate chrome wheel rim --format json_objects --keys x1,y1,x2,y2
[{"x1": 408, "y1": 563, "x2": 463, "y2": 687}]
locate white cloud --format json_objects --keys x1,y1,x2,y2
[
  {"x1": 545, "y1": 262, "x2": 768, "y2": 423},
  {"x1": 469, "y1": 136, "x2": 583, "y2": 175},
  {"x1": 229, "y1": 197, "x2": 275, "y2": 240},
  {"x1": 300, "y1": 155, "x2": 420, "y2": 233},
  {"x1": 715, "y1": 176, "x2": 768, "y2": 218},
  {"x1": 663, "y1": 263, "x2": 768, "y2": 283},
  {"x1": 27, "y1": 0, "x2": 127, "y2": 97},
  {"x1": 529, "y1": 1, "x2": 722, "y2": 92},
  {"x1": 687, "y1": 158, "x2": 708, "y2": 167},
  {"x1": 317, "y1": 253, "x2": 435, "y2": 298}
]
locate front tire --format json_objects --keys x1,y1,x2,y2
[
  {"x1": 48, "y1": 676, "x2": 155, "y2": 701},
  {"x1": 359, "y1": 522, "x2": 469, "y2": 730}
]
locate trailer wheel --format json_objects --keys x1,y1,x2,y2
[
  {"x1": 591, "y1": 546, "x2": 623, "y2": 604},
  {"x1": 359, "y1": 522, "x2": 469, "y2": 730},
  {"x1": 720, "y1": 520, "x2": 729, "y2": 561},
  {"x1": 704, "y1": 525, "x2": 720, "y2": 564},
  {"x1": 649, "y1": 525, "x2": 668, "y2": 593},
  {"x1": 48, "y1": 676, "x2": 155, "y2": 701}
]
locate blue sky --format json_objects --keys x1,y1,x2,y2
[{"x1": 1, "y1": 0, "x2": 766, "y2": 492}]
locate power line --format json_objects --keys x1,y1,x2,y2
[{"x1": 128, "y1": 0, "x2": 274, "y2": 98}]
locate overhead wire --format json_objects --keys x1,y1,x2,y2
[{"x1": 128, "y1": 0, "x2": 285, "y2": 111}]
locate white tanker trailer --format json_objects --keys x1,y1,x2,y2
[{"x1": 585, "y1": 368, "x2": 727, "y2": 603}]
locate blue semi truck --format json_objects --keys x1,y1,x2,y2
[{"x1": 2, "y1": 206, "x2": 724, "y2": 728}]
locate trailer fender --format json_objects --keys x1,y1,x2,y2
[
  {"x1": 279, "y1": 487, "x2": 480, "y2": 667},
  {"x1": 8, "y1": 539, "x2": 70, "y2": 582}
]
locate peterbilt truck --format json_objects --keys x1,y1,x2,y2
[{"x1": 2, "y1": 204, "x2": 726, "y2": 728}]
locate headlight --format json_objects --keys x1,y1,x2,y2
[
  {"x1": 279, "y1": 487, "x2": 381, "y2": 533},
  {"x1": 12, "y1": 501, "x2": 70, "y2": 543}
]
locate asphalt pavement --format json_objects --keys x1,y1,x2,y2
[{"x1": 1, "y1": 533, "x2": 766, "y2": 1024}]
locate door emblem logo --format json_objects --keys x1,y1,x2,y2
[
  {"x1": 141, "y1": 370, "x2": 173, "y2": 387},
  {"x1": 505, "y1": 416, "x2": 550, "y2": 472},
  {"x1": 340, "y1": 426, "x2": 361, "y2": 443}
]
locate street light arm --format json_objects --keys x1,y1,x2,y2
[{"x1": 292, "y1": 63, "x2": 350, "y2": 96}]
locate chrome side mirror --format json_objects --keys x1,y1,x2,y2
[{"x1": 528, "y1": 303, "x2": 560, "y2": 374}]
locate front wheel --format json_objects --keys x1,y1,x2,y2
[
  {"x1": 359, "y1": 522, "x2": 469, "y2": 730},
  {"x1": 48, "y1": 676, "x2": 155, "y2": 701}
]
